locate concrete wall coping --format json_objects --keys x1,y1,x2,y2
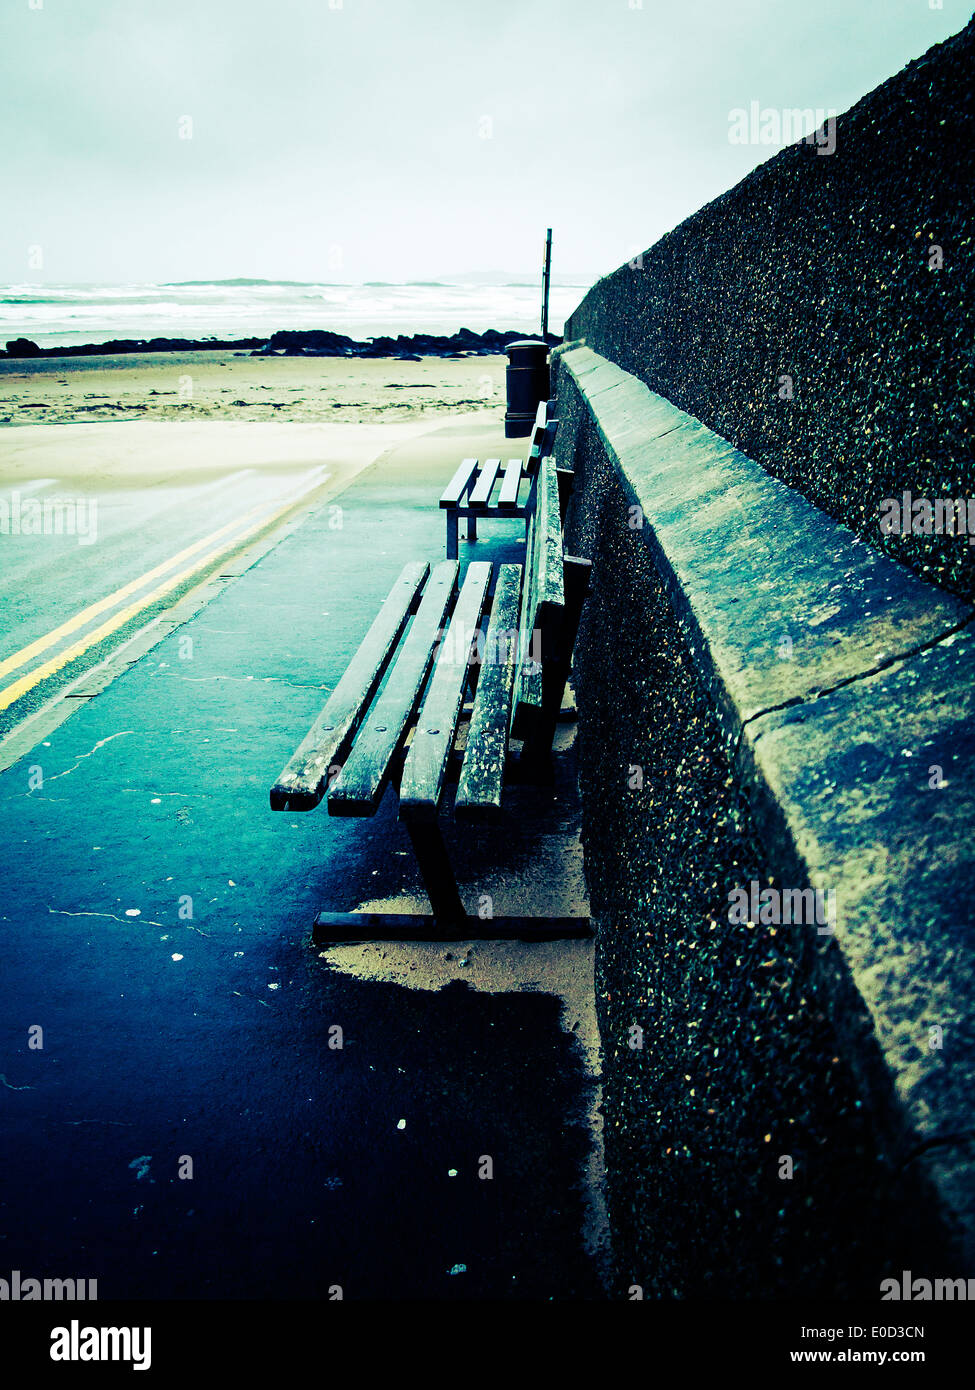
[{"x1": 556, "y1": 341, "x2": 975, "y2": 1261}]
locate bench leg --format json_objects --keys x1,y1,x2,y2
[
  {"x1": 447, "y1": 512, "x2": 459, "y2": 560},
  {"x1": 466, "y1": 514, "x2": 477, "y2": 543},
  {"x1": 311, "y1": 802, "x2": 590, "y2": 942},
  {"x1": 402, "y1": 814, "x2": 467, "y2": 924},
  {"x1": 312, "y1": 911, "x2": 591, "y2": 942}
]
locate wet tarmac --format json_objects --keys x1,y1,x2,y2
[{"x1": 0, "y1": 416, "x2": 606, "y2": 1300}]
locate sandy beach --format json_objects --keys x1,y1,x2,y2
[
  {"x1": 0, "y1": 349, "x2": 507, "y2": 427},
  {"x1": 0, "y1": 346, "x2": 507, "y2": 742}
]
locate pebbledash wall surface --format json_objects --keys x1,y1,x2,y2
[{"x1": 554, "y1": 20, "x2": 975, "y2": 1297}]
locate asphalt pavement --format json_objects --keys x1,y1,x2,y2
[
  {"x1": 0, "y1": 418, "x2": 438, "y2": 736},
  {"x1": 0, "y1": 414, "x2": 606, "y2": 1300}
]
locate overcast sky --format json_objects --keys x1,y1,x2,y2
[{"x1": 0, "y1": 0, "x2": 969, "y2": 285}]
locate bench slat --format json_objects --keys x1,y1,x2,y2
[
  {"x1": 532, "y1": 399, "x2": 547, "y2": 441},
  {"x1": 497, "y1": 458, "x2": 524, "y2": 508},
  {"x1": 533, "y1": 455, "x2": 566, "y2": 614},
  {"x1": 455, "y1": 562, "x2": 523, "y2": 818},
  {"x1": 269, "y1": 561, "x2": 429, "y2": 811},
  {"x1": 513, "y1": 455, "x2": 564, "y2": 727},
  {"x1": 515, "y1": 487, "x2": 544, "y2": 717},
  {"x1": 524, "y1": 414, "x2": 545, "y2": 476},
  {"x1": 328, "y1": 560, "x2": 459, "y2": 816},
  {"x1": 524, "y1": 402, "x2": 557, "y2": 475},
  {"x1": 440, "y1": 458, "x2": 479, "y2": 508},
  {"x1": 469, "y1": 458, "x2": 502, "y2": 508},
  {"x1": 398, "y1": 561, "x2": 493, "y2": 816}
]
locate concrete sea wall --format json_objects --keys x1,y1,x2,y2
[
  {"x1": 554, "y1": 17, "x2": 975, "y2": 1300},
  {"x1": 554, "y1": 344, "x2": 975, "y2": 1296}
]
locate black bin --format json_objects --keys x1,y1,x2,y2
[{"x1": 504, "y1": 339, "x2": 550, "y2": 438}]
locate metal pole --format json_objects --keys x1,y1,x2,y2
[{"x1": 541, "y1": 227, "x2": 552, "y2": 339}]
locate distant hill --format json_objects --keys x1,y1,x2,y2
[
  {"x1": 161, "y1": 278, "x2": 315, "y2": 287},
  {"x1": 161, "y1": 273, "x2": 596, "y2": 289}
]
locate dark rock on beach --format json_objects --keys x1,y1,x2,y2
[
  {"x1": 3, "y1": 328, "x2": 560, "y2": 362},
  {"x1": 4, "y1": 335, "x2": 268, "y2": 358},
  {"x1": 4, "y1": 337, "x2": 43, "y2": 357},
  {"x1": 261, "y1": 329, "x2": 356, "y2": 356},
  {"x1": 257, "y1": 326, "x2": 558, "y2": 359}
]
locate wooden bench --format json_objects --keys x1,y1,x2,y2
[
  {"x1": 440, "y1": 400, "x2": 558, "y2": 559},
  {"x1": 270, "y1": 449, "x2": 590, "y2": 942}
]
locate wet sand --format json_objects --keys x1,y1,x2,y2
[{"x1": 0, "y1": 349, "x2": 507, "y2": 427}]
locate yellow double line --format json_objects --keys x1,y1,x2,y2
[{"x1": 0, "y1": 477, "x2": 326, "y2": 714}]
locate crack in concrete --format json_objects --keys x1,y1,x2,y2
[
  {"x1": 39, "y1": 731, "x2": 136, "y2": 784},
  {"x1": 65, "y1": 1119, "x2": 134, "y2": 1127},
  {"x1": 231, "y1": 989, "x2": 270, "y2": 1008},
  {"x1": 47, "y1": 907, "x2": 165, "y2": 927},
  {"x1": 174, "y1": 674, "x2": 329, "y2": 690},
  {"x1": 901, "y1": 1129, "x2": 975, "y2": 1168},
  {"x1": 737, "y1": 613, "x2": 975, "y2": 754}
]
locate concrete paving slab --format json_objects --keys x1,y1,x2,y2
[{"x1": 555, "y1": 343, "x2": 975, "y2": 1272}]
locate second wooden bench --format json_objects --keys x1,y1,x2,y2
[{"x1": 440, "y1": 400, "x2": 558, "y2": 559}]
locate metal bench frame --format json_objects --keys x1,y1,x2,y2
[{"x1": 271, "y1": 440, "x2": 590, "y2": 943}]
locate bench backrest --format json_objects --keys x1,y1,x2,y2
[
  {"x1": 439, "y1": 401, "x2": 558, "y2": 515},
  {"x1": 510, "y1": 451, "x2": 564, "y2": 739}
]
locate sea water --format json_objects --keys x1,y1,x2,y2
[{"x1": 0, "y1": 280, "x2": 585, "y2": 350}]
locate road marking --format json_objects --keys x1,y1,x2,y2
[
  {"x1": 0, "y1": 468, "x2": 328, "y2": 684},
  {"x1": 0, "y1": 469, "x2": 329, "y2": 713}
]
